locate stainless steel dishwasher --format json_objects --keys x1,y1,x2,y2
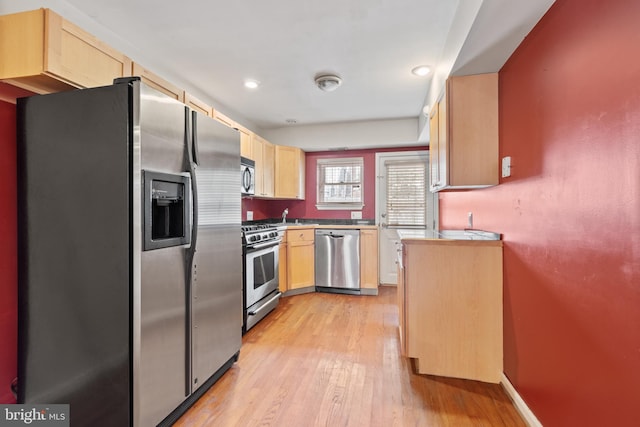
[{"x1": 315, "y1": 229, "x2": 360, "y2": 294}]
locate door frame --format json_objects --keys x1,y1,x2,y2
[
  {"x1": 375, "y1": 150, "x2": 439, "y2": 284},
  {"x1": 375, "y1": 150, "x2": 438, "y2": 230}
]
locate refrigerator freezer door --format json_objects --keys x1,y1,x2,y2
[
  {"x1": 17, "y1": 83, "x2": 132, "y2": 427},
  {"x1": 190, "y1": 112, "x2": 242, "y2": 391},
  {"x1": 137, "y1": 84, "x2": 191, "y2": 426}
]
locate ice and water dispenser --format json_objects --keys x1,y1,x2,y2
[{"x1": 143, "y1": 171, "x2": 191, "y2": 250}]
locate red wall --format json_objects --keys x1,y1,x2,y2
[
  {"x1": 0, "y1": 99, "x2": 17, "y2": 403},
  {"x1": 242, "y1": 146, "x2": 426, "y2": 221},
  {"x1": 439, "y1": 0, "x2": 640, "y2": 425}
]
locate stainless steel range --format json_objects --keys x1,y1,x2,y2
[{"x1": 242, "y1": 224, "x2": 282, "y2": 333}]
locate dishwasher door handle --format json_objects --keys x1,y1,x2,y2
[{"x1": 328, "y1": 234, "x2": 345, "y2": 239}]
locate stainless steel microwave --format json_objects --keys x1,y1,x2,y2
[{"x1": 241, "y1": 156, "x2": 255, "y2": 196}]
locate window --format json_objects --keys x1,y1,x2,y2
[
  {"x1": 316, "y1": 157, "x2": 364, "y2": 210},
  {"x1": 385, "y1": 160, "x2": 426, "y2": 227}
]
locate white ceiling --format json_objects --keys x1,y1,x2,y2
[{"x1": 2, "y1": 0, "x2": 555, "y2": 138}]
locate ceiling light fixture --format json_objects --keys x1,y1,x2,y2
[
  {"x1": 411, "y1": 65, "x2": 431, "y2": 77},
  {"x1": 244, "y1": 80, "x2": 259, "y2": 89},
  {"x1": 315, "y1": 74, "x2": 342, "y2": 92}
]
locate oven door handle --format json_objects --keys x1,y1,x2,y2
[
  {"x1": 247, "y1": 238, "x2": 282, "y2": 251},
  {"x1": 248, "y1": 292, "x2": 282, "y2": 316}
]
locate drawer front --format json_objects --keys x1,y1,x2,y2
[{"x1": 286, "y1": 228, "x2": 314, "y2": 243}]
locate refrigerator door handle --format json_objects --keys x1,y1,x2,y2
[
  {"x1": 190, "y1": 110, "x2": 200, "y2": 166},
  {"x1": 184, "y1": 107, "x2": 199, "y2": 397}
]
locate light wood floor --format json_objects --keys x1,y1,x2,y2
[{"x1": 175, "y1": 286, "x2": 526, "y2": 427}]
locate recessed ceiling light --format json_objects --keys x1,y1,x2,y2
[
  {"x1": 411, "y1": 66, "x2": 431, "y2": 77},
  {"x1": 244, "y1": 80, "x2": 259, "y2": 89}
]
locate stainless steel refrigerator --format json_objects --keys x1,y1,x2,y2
[{"x1": 17, "y1": 78, "x2": 242, "y2": 426}]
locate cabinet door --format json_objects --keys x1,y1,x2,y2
[
  {"x1": 0, "y1": 9, "x2": 132, "y2": 94},
  {"x1": 46, "y1": 10, "x2": 132, "y2": 89},
  {"x1": 428, "y1": 103, "x2": 441, "y2": 191},
  {"x1": 359, "y1": 229, "x2": 379, "y2": 290},
  {"x1": 275, "y1": 145, "x2": 305, "y2": 199},
  {"x1": 213, "y1": 110, "x2": 236, "y2": 128},
  {"x1": 251, "y1": 135, "x2": 265, "y2": 196},
  {"x1": 429, "y1": 73, "x2": 498, "y2": 192},
  {"x1": 447, "y1": 74, "x2": 498, "y2": 187},
  {"x1": 251, "y1": 135, "x2": 275, "y2": 198},
  {"x1": 437, "y1": 96, "x2": 448, "y2": 188},
  {"x1": 286, "y1": 228, "x2": 314, "y2": 290},
  {"x1": 132, "y1": 63, "x2": 182, "y2": 100},
  {"x1": 184, "y1": 92, "x2": 212, "y2": 117},
  {"x1": 279, "y1": 241, "x2": 288, "y2": 293},
  {"x1": 287, "y1": 241, "x2": 315, "y2": 290},
  {"x1": 397, "y1": 248, "x2": 407, "y2": 356},
  {"x1": 262, "y1": 140, "x2": 275, "y2": 197},
  {"x1": 240, "y1": 130, "x2": 252, "y2": 159}
]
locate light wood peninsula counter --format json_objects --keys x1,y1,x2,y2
[{"x1": 397, "y1": 230, "x2": 503, "y2": 383}]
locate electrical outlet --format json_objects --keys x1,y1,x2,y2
[
  {"x1": 502, "y1": 156, "x2": 512, "y2": 178},
  {"x1": 351, "y1": 211, "x2": 362, "y2": 220},
  {"x1": 247, "y1": 211, "x2": 253, "y2": 221}
]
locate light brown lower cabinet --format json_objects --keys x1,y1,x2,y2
[
  {"x1": 359, "y1": 229, "x2": 379, "y2": 292},
  {"x1": 399, "y1": 239, "x2": 503, "y2": 383},
  {"x1": 278, "y1": 234, "x2": 288, "y2": 293},
  {"x1": 281, "y1": 226, "x2": 379, "y2": 295},
  {"x1": 286, "y1": 228, "x2": 315, "y2": 291}
]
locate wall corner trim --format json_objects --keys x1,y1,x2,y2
[{"x1": 501, "y1": 373, "x2": 543, "y2": 427}]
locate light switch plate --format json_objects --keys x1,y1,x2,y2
[
  {"x1": 502, "y1": 156, "x2": 512, "y2": 178},
  {"x1": 351, "y1": 211, "x2": 362, "y2": 220},
  {"x1": 247, "y1": 210, "x2": 253, "y2": 221}
]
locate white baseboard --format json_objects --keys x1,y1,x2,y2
[{"x1": 501, "y1": 373, "x2": 543, "y2": 427}]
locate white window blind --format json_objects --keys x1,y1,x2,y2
[
  {"x1": 316, "y1": 157, "x2": 364, "y2": 210},
  {"x1": 385, "y1": 160, "x2": 426, "y2": 227}
]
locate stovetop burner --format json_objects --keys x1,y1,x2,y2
[
  {"x1": 241, "y1": 224, "x2": 281, "y2": 247},
  {"x1": 241, "y1": 224, "x2": 277, "y2": 233}
]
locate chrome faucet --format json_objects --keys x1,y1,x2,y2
[{"x1": 282, "y1": 208, "x2": 289, "y2": 223}]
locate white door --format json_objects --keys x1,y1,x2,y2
[{"x1": 375, "y1": 151, "x2": 438, "y2": 285}]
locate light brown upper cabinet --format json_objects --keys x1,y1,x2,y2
[
  {"x1": 252, "y1": 135, "x2": 275, "y2": 198},
  {"x1": 183, "y1": 92, "x2": 212, "y2": 117},
  {"x1": 239, "y1": 129, "x2": 252, "y2": 159},
  {"x1": 212, "y1": 110, "x2": 254, "y2": 158},
  {"x1": 131, "y1": 63, "x2": 182, "y2": 100},
  {"x1": 275, "y1": 145, "x2": 305, "y2": 200},
  {"x1": 0, "y1": 8, "x2": 132, "y2": 94},
  {"x1": 213, "y1": 110, "x2": 237, "y2": 129},
  {"x1": 429, "y1": 73, "x2": 499, "y2": 192}
]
